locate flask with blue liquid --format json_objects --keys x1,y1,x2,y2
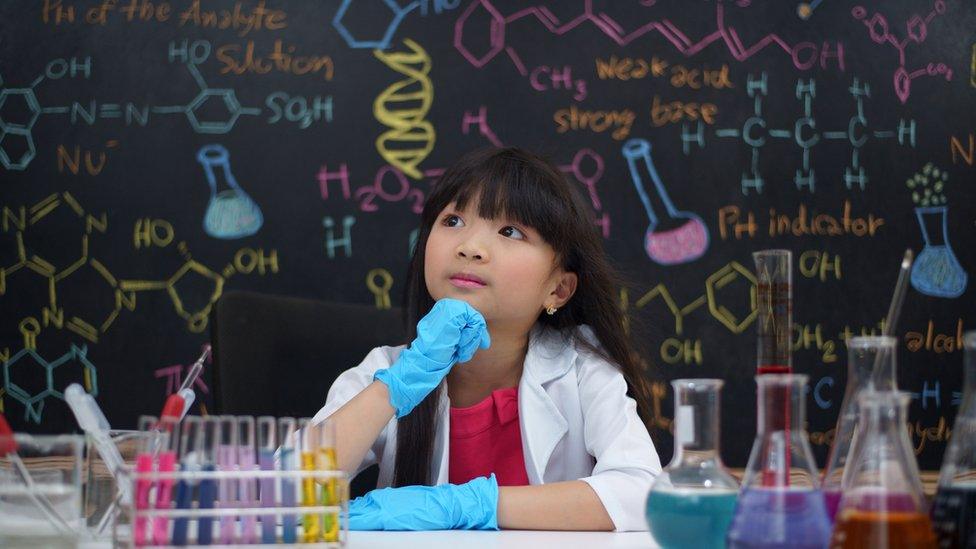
[{"x1": 645, "y1": 379, "x2": 739, "y2": 548}]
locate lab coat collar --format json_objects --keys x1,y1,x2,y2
[
  {"x1": 520, "y1": 325, "x2": 577, "y2": 483},
  {"x1": 432, "y1": 324, "x2": 580, "y2": 485}
]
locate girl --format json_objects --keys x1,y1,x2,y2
[{"x1": 311, "y1": 147, "x2": 661, "y2": 531}]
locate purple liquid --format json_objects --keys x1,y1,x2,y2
[
  {"x1": 239, "y1": 450, "x2": 258, "y2": 543},
  {"x1": 826, "y1": 490, "x2": 842, "y2": 522},
  {"x1": 259, "y1": 450, "x2": 277, "y2": 544},
  {"x1": 726, "y1": 488, "x2": 832, "y2": 548},
  {"x1": 217, "y1": 445, "x2": 237, "y2": 544}
]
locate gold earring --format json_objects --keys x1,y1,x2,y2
[{"x1": 546, "y1": 306, "x2": 557, "y2": 315}]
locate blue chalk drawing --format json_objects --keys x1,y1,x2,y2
[
  {"x1": 197, "y1": 144, "x2": 263, "y2": 239},
  {"x1": 911, "y1": 206, "x2": 967, "y2": 298}
]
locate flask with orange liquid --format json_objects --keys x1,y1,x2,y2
[{"x1": 829, "y1": 391, "x2": 936, "y2": 548}]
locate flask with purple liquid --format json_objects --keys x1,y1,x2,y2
[{"x1": 726, "y1": 374, "x2": 832, "y2": 549}]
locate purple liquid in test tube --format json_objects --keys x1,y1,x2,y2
[
  {"x1": 279, "y1": 417, "x2": 299, "y2": 544},
  {"x1": 217, "y1": 416, "x2": 238, "y2": 545},
  {"x1": 238, "y1": 417, "x2": 258, "y2": 543},
  {"x1": 258, "y1": 415, "x2": 278, "y2": 544}
]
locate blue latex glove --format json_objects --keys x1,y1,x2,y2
[
  {"x1": 349, "y1": 474, "x2": 499, "y2": 531},
  {"x1": 375, "y1": 298, "x2": 490, "y2": 418}
]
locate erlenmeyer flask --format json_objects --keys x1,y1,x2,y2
[
  {"x1": 830, "y1": 391, "x2": 936, "y2": 548},
  {"x1": 823, "y1": 336, "x2": 898, "y2": 520},
  {"x1": 753, "y1": 250, "x2": 792, "y2": 375},
  {"x1": 646, "y1": 379, "x2": 739, "y2": 548},
  {"x1": 622, "y1": 139, "x2": 709, "y2": 265},
  {"x1": 727, "y1": 374, "x2": 832, "y2": 548},
  {"x1": 910, "y1": 206, "x2": 967, "y2": 298},
  {"x1": 197, "y1": 144, "x2": 264, "y2": 239},
  {"x1": 931, "y1": 331, "x2": 976, "y2": 548}
]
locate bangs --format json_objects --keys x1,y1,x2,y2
[{"x1": 424, "y1": 148, "x2": 574, "y2": 254}]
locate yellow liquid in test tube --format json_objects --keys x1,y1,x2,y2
[
  {"x1": 300, "y1": 451, "x2": 321, "y2": 542},
  {"x1": 318, "y1": 447, "x2": 340, "y2": 542}
]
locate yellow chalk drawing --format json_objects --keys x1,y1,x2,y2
[
  {"x1": 373, "y1": 38, "x2": 435, "y2": 179},
  {"x1": 0, "y1": 193, "x2": 280, "y2": 347},
  {"x1": 633, "y1": 260, "x2": 758, "y2": 336},
  {"x1": 365, "y1": 268, "x2": 393, "y2": 310},
  {"x1": 121, "y1": 243, "x2": 279, "y2": 333}
]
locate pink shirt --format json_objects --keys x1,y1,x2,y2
[{"x1": 448, "y1": 387, "x2": 530, "y2": 486}]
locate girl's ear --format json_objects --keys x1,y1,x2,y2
[{"x1": 550, "y1": 271, "x2": 578, "y2": 308}]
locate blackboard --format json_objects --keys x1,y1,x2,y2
[{"x1": 1, "y1": 0, "x2": 974, "y2": 471}]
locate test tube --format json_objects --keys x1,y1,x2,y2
[
  {"x1": 237, "y1": 416, "x2": 258, "y2": 543},
  {"x1": 172, "y1": 416, "x2": 201, "y2": 546},
  {"x1": 753, "y1": 249, "x2": 793, "y2": 375},
  {"x1": 134, "y1": 415, "x2": 158, "y2": 547},
  {"x1": 753, "y1": 249, "x2": 794, "y2": 487},
  {"x1": 298, "y1": 418, "x2": 321, "y2": 542},
  {"x1": 217, "y1": 415, "x2": 238, "y2": 544},
  {"x1": 316, "y1": 419, "x2": 340, "y2": 542},
  {"x1": 278, "y1": 417, "x2": 298, "y2": 544},
  {"x1": 197, "y1": 417, "x2": 219, "y2": 545},
  {"x1": 257, "y1": 416, "x2": 277, "y2": 544},
  {"x1": 152, "y1": 418, "x2": 180, "y2": 546}
]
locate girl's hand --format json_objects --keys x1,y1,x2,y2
[
  {"x1": 349, "y1": 474, "x2": 499, "y2": 531},
  {"x1": 374, "y1": 298, "x2": 490, "y2": 417}
]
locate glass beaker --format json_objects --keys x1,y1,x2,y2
[
  {"x1": 727, "y1": 374, "x2": 832, "y2": 549},
  {"x1": 910, "y1": 206, "x2": 968, "y2": 298},
  {"x1": 0, "y1": 434, "x2": 84, "y2": 548},
  {"x1": 822, "y1": 336, "x2": 898, "y2": 521},
  {"x1": 931, "y1": 331, "x2": 976, "y2": 548},
  {"x1": 646, "y1": 379, "x2": 739, "y2": 548},
  {"x1": 830, "y1": 391, "x2": 936, "y2": 548},
  {"x1": 753, "y1": 250, "x2": 792, "y2": 375},
  {"x1": 197, "y1": 144, "x2": 264, "y2": 239},
  {"x1": 622, "y1": 138, "x2": 709, "y2": 265}
]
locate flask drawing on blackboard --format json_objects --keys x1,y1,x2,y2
[
  {"x1": 197, "y1": 144, "x2": 263, "y2": 239},
  {"x1": 622, "y1": 139, "x2": 709, "y2": 265},
  {"x1": 910, "y1": 206, "x2": 967, "y2": 298}
]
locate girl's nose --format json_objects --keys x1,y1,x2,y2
[{"x1": 456, "y1": 241, "x2": 486, "y2": 261}]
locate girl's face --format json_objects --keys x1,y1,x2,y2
[{"x1": 424, "y1": 198, "x2": 576, "y2": 328}]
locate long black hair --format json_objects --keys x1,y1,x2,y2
[{"x1": 394, "y1": 146, "x2": 653, "y2": 487}]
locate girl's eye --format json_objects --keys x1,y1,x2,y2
[
  {"x1": 442, "y1": 214, "x2": 464, "y2": 227},
  {"x1": 500, "y1": 226, "x2": 526, "y2": 240}
]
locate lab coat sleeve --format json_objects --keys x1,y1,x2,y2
[
  {"x1": 310, "y1": 345, "x2": 401, "y2": 476},
  {"x1": 576, "y1": 352, "x2": 663, "y2": 532}
]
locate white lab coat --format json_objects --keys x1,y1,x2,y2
[{"x1": 311, "y1": 324, "x2": 662, "y2": 531}]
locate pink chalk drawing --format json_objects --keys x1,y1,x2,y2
[
  {"x1": 153, "y1": 352, "x2": 210, "y2": 397},
  {"x1": 454, "y1": 0, "x2": 845, "y2": 77},
  {"x1": 851, "y1": 2, "x2": 953, "y2": 103},
  {"x1": 316, "y1": 107, "x2": 610, "y2": 237}
]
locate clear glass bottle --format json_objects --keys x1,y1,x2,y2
[
  {"x1": 830, "y1": 390, "x2": 936, "y2": 548},
  {"x1": 727, "y1": 374, "x2": 832, "y2": 548},
  {"x1": 753, "y1": 250, "x2": 792, "y2": 375},
  {"x1": 930, "y1": 330, "x2": 976, "y2": 548},
  {"x1": 646, "y1": 379, "x2": 739, "y2": 548},
  {"x1": 822, "y1": 336, "x2": 898, "y2": 520}
]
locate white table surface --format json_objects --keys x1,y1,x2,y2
[
  {"x1": 78, "y1": 530, "x2": 658, "y2": 548},
  {"x1": 348, "y1": 530, "x2": 659, "y2": 548}
]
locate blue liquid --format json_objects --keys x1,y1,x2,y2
[
  {"x1": 646, "y1": 488, "x2": 738, "y2": 548},
  {"x1": 726, "y1": 488, "x2": 831, "y2": 549}
]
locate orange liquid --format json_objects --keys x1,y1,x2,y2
[{"x1": 830, "y1": 510, "x2": 937, "y2": 548}]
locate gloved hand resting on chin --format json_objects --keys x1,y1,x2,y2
[
  {"x1": 348, "y1": 474, "x2": 499, "y2": 531},
  {"x1": 374, "y1": 298, "x2": 490, "y2": 418}
]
